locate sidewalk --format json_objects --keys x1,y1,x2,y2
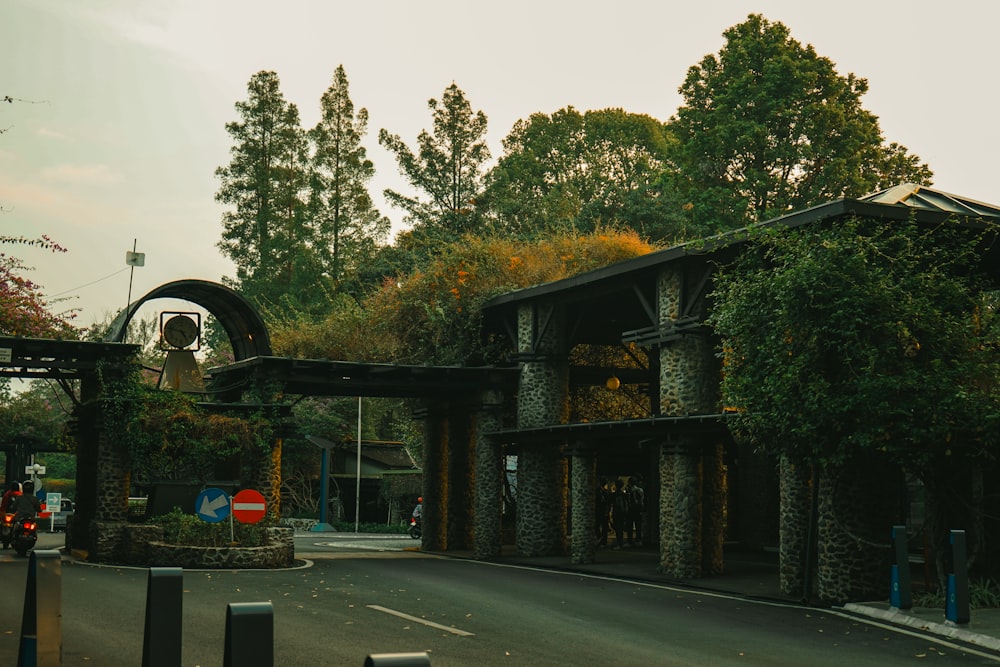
[{"x1": 432, "y1": 542, "x2": 1000, "y2": 655}]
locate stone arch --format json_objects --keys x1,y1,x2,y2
[{"x1": 102, "y1": 279, "x2": 271, "y2": 359}]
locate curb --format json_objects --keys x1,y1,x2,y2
[{"x1": 842, "y1": 603, "x2": 1000, "y2": 653}]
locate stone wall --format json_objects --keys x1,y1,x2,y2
[{"x1": 94, "y1": 523, "x2": 295, "y2": 569}]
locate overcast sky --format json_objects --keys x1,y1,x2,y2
[{"x1": 4, "y1": 0, "x2": 999, "y2": 329}]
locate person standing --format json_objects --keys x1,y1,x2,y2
[
  {"x1": 611, "y1": 478, "x2": 630, "y2": 550},
  {"x1": 627, "y1": 474, "x2": 645, "y2": 547},
  {"x1": 595, "y1": 477, "x2": 611, "y2": 547}
]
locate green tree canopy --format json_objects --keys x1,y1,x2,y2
[
  {"x1": 379, "y1": 83, "x2": 490, "y2": 240},
  {"x1": 309, "y1": 65, "x2": 390, "y2": 290},
  {"x1": 484, "y1": 107, "x2": 688, "y2": 242},
  {"x1": 215, "y1": 71, "x2": 316, "y2": 312},
  {"x1": 669, "y1": 14, "x2": 932, "y2": 233},
  {"x1": 270, "y1": 230, "x2": 656, "y2": 366},
  {"x1": 710, "y1": 215, "x2": 1000, "y2": 473}
]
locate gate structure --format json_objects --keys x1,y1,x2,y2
[{"x1": 2, "y1": 185, "x2": 998, "y2": 603}]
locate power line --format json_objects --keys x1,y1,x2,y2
[{"x1": 49, "y1": 267, "x2": 130, "y2": 297}]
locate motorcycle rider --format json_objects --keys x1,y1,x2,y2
[
  {"x1": 0, "y1": 481, "x2": 21, "y2": 513},
  {"x1": 11, "y1": 480, "x2": 40, "y2": 520}
]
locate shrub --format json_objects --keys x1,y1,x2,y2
[{"x1": 151, "y1": 507, "x2": 271, "y2": 547}]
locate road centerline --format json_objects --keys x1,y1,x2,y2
[{"x1": 366, "y1": 604, "x2": 475, "y2": 636}]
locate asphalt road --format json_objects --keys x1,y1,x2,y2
[{"x1": 0, "y1": 533, "x2": 998, "y2": 665}]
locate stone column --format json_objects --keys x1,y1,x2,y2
[
  {"x1": 815, "y1": 457, "x2": 899, "y2": 604},
  {"x1": 701, "y1": 441, "x2": 726, "y2": 575},
  {"x1": 659, "y1": 440, "x2": 702, "y2": 577},
  {"x1": 570, "y1": 445, "x2": 597, "y2": 564},
  {"x1": 447, "y1": 407, "x2": 475, "y2": 550},
  {"x1": 657, "y1": 267, "x2": 720, "y2": 578},
  {"x1": 779, "y1": 455, "x2": 814, "y2": 598},
  {"x1": 474, "y1": 389, "x2": 504, "y2": 560},
  {"x1": 421, "y1": 404, "x2": 448, "y2": 551},
  {"x1": 516, "y1": 302, "x2": 569, "y2": 557}
]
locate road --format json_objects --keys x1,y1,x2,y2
[{"x1": 0, "y1": 532, "x2": 996, "y2": 665}]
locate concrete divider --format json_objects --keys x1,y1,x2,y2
[
  {"x1": 143, "y1": 567, "x2": 183, "y2": 666},
  {"x1": 17, "y1": 549, "x2": 61, "y2": 667}
]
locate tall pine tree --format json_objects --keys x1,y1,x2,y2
[
  {"x1": 379, "y1": 83, "x2": 490, "y2": 242},
  {"x1": 216, "y1": 71, "x2": 314, "y2": 311},
  {"x1": 309, "y1": 65, "x2": 389, "y2": 287}
]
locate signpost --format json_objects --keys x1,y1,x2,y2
[
  {"x1": 196, "y1": 488, "x2": 266, "y2": 544},
  {"x1": 232, "y1": 489, "x2": 266, "y2": 525},
  {"x1": 45, "y1": 493, "x2": 61, "y2": 533},
  {"x1": 195, "y1": 488, "x2": 231, "y2": 524}
]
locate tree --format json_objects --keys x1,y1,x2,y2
[
  {"x1": 0, "y1": 235, "x2": 76, "y2": 337},
  {"x1": 309, "y1": 65, "x2": 390, "y2": 288},
  {"x1": 379, "y1": 84, "x2": 490, "y2": 240},
  {"x1": 710, "y1": 214, "x2": 1000, "y2": 584},
  {"x1": 668, "y1": 14, "x2": 933, "y2": 233},
  {"x1": 484, "y1": 107, "x2": 688, "y2": 242},
  {"x1": 215, "y1": 71, "x2": 315, "y2": 311},
  {"x1": 711, "y1": 216, "x2": 999, "y2": 469}
]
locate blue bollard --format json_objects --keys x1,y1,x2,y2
[
  {"x1": 224, "y1": 601, "x2": 274, "y2": 667},
  {"x1": 143, "y1": 567, "x2": 183, "y2": 667},
  {"x1": 889, "y1": 525, "x2": 912, "y2": 610},
  {"x1": 945, "y1": 529, "x2": 970, "y2": 624}
]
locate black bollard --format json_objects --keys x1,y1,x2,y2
[
  {"x1": 945, "y1": 529, "x2": 970, "y2": 624},
  {"x1": 364, "y1": 652, "x2": 431, "y2": 667},
  {"x1": 890, "y1": 525, "x2": 912, "y2": 610},
  {"x1": 224, "y1": 602, "x2": 274, "y2": 667},
  {"x1": 143, "y1": 567, "x2": 184, "y2": 667},
  {"x1": 17, "y1": 549, "x2": 62, "y2": 667}
]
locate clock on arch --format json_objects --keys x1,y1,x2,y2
[{"x1": 160, "y1": 312, "x2": 201, "y2": 350}]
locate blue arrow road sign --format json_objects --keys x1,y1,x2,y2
[{"x1": 196, "y1": 488, "x2": 231, "y2": 523}]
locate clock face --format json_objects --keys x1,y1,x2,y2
[{"x1": 163, "y1": 315, "x2": 199, "y2": 348}]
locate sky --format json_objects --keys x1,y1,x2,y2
[{"x1": 4, "y1": 0, "x2": 1000, "y2": 330}]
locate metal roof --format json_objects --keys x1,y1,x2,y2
[{"x1": 481, "y1": 185, "x2": 1000, "y2": 347}]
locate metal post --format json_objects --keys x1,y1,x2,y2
[
  {"x1": 17, "y1": 550, "x2": 61, "y2": 667},
  {"x1": 143, "y1": 567, "x2": 183, "y2": 667},
  {"x1": 319, "y1": 446, "x2": 329, "y2": 526},
  {"x1": 890, "y1": 525, "x2": 912, "y2": 610},
  {"x1": 946, "y1": 529, "x2": 970, "y2": 624},
  {"x1": 355, "y1": 396, "x2": 362, "y2": 533},
  {"x1": 224, "y1": 602, "x2": 273, "y2": 667},
  {"x1": 364, "y1": 653, "x2": 431, "y2": 667}
]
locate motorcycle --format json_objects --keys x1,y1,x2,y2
[
  {"x1": 12, "y1": 515, "x2": 38, "y2": 557},
  {"x1": 408, "y1": 516, "x2": 422, "y2": 539},
  {"x1": 0, "y1": 512, "x2": 15, "y2": 549}
]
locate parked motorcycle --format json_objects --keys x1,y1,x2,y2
[
  {"x1": 0, "y1": 512, "x2": 15, "y2": 549},
  {"x1": 12, "y1": 515, "x2": 38, "y2": 557},
  {"x1": 408, "y1": 516, "x2": 422, "y2": 539}
]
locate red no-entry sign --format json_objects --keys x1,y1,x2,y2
[{"x1": 232, "y1": 489, "x2": 267, "y2": 524}]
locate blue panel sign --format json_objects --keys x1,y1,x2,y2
[{"x1": 195, "y1": 488, "x2": 230, "y2": 523}]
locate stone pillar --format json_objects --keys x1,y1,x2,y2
[
  {"x1": 569, "y1": 445, "x2": 597, "y2": 564},
  {"x1": 474, "y1": 389, "x2": 504, "y2": 560},
  {"x1": 779, "y1": 455, "x2": 814, "y2": 598},
  {"x1": 702, "y1": 441, "x2": 726, "y2": 575},
  {"x1": 659, "y1": 440, "x2": 702, "y2": 577},
  {"x1": 516, "y1": 302, "x2": 569, "y2": 557},
  {"x1": 447, "y1": 407, "x2": 475, "y2": 550},
  {"x1": 657, "y1": 267, "x2": 721, "y2": 579},
  {"x1": 421, "y1": 405, "x2": 448, "y2": 551},
  {"x1": 815, "y1": 457, "x2": 899, "y2": 604}
]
